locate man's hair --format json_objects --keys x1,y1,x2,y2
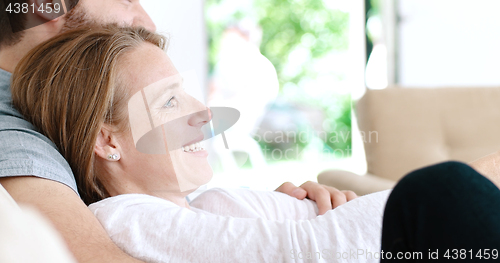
[
  {"x1": 0, "y1": 0, "x2": 80, "y2": 47},
  {"x1": 11, "y1": 25, "x2": 167, "y2": 205}
]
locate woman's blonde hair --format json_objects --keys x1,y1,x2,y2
[{"x1": 11, "y1": 25, "x2": 167, "y2": 205}]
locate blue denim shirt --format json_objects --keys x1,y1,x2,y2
[{"x1": 0, "y1": 68, "x2": 78, "y2": 195}]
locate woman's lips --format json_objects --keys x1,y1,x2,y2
[{"x1": 183, "y1": 149, "x2": 208, "y2": 157}]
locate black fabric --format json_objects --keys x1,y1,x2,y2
[{"x1": 381, "y1": 161, "x2": 500, "y2": 262}]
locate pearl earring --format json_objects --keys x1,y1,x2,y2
[{"x1": 107, "y1": 154, "x2": 120, "y2": 161}]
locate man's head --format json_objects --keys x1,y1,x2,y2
[
  {"x1": 0, "y1": 0, "x2": 155, "y2": 71},
  {"x1": 71, "y1": 0, "x2": 155, "y2": 32}
]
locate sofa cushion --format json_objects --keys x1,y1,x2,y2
[{"x1": 357, "y1": 87, "x2": 500, "y2": 181}]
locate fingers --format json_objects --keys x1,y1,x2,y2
[
  {"x1": 300, "y1": 182, "x2": 356, "y2": 215},
  {"x1": 328, "y1": 187, "x2": 348, "y2": 209},
  {"x1": 275, "y1": 181, "x2": 359, "y2": 216},
  {"x1": 300, "y1": 181, "x2": 333, "y2": 215},
  {"x1": 275, "y1": 182, "x2": 307, "y2": 199},
  {"x1": 342, "y1": 190, "x2": 358, "y2": 201}
]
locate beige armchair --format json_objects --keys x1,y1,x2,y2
[{"x1": 318, "y1": 86, "x2": 500, "y2": 195}]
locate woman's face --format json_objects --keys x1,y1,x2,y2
[{"x1": 114, "y1": 43, "x2": 213, "y2": 197}]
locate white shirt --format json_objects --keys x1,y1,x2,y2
[{"x1": 89, "y1": 188, "x2": 391, "y2": 263}]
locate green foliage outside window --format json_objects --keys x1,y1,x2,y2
[{"x1": 207, "y1": 0, "x2": 352, "y2": 161}]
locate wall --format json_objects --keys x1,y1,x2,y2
[
  {"x1": 397, "y1": 0, "x2": 500, "y2": 87},
  {"x1": 142, "y1": 0, "x2": 208, "y2": 102}
]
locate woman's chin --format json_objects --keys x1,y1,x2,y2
[
  {"x1": 174, "y1": 163, "x2": 213, "y2": 192},
  {"x1": 180, "y1": 171, "x2": 212, "y2": 195},
  {"x1": 187, "y1": 164, "x2": 213, "y2": 188}
]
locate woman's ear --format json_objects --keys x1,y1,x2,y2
[
  {"x1": 94, "y1": 125, "x2": 122, "y2": 162},
  {"x1": 30, "y1": 0, "x2": 65, "y2": 22}
]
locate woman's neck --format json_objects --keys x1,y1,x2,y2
[
  {"x1": 107, "y1": 184, "x2": 192, "y2": 208},
  {"x1": 100, "y1": 171, "x2": 192, "y2": 209},
  {"x1": 149, "y1": 191, "x2": 191, "y2": 209}
]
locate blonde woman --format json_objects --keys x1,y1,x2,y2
[
  {"x1": 11, "y1": 25, "x2": 395, "y2": 262},
  {"x1": 13, "y1": 24, "x2": 500, "y2": 263}
]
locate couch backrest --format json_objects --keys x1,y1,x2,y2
[{"x1": 357, "y1": 86, "x2": 500, "y2": 181}]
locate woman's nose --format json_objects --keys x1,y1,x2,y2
[{"x1": 188, "y1": 107, "x2": 212, "y2": 127}]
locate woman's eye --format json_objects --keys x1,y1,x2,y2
[{"x1": 163, "y1": 96, "x2": 176, "y2": 108}]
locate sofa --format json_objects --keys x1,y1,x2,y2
[{"x1": 318, "y1": 86, "x2": 500, "y2": 195}]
